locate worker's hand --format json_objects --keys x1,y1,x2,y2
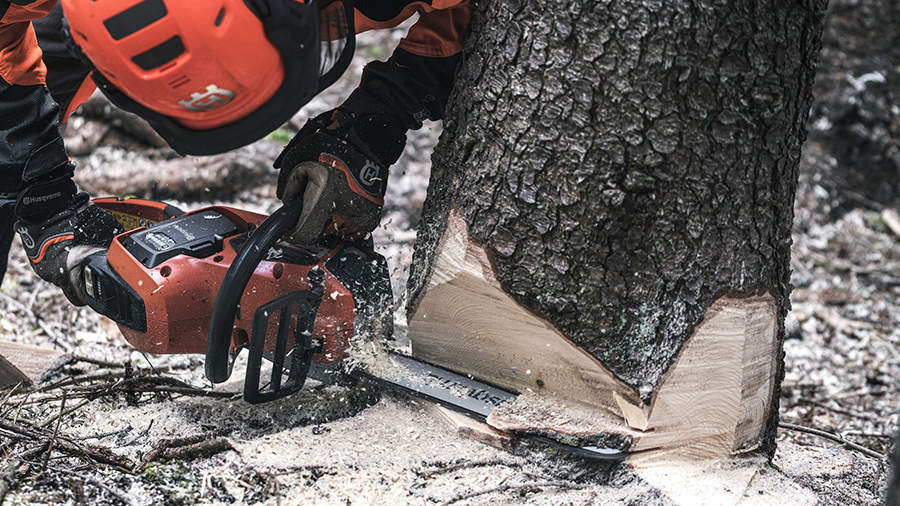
[
  {"x1": 15, "y1": 182, "x2": 123, "y2": 306},
  {"x1": 274, "y1": 110, "x2": 405, "y2": 245},
  {"x1": 276, "y1": 159, "x2": 384, "y2": 244}
]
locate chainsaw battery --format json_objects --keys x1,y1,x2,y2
[{"x1": 121, "y1": 210, "x2": 239, "y2": 268}]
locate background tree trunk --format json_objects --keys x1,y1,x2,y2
[
  {"x1": 800, "y1": 0, "x2": 900, "y2": 218},
  {"x1": 406, "y1": 0, "x2": 827, "y2": 460}
]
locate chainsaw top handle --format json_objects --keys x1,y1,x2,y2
[{"x1": 205, "y1": 199, "x2": 303, "y2": 384}]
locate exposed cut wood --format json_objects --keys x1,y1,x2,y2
[
  {"x1": 486, "y1": 392, "x2": 636, "y2": 451},
  {"x1": 484, "y1": 295, "x2": 778, "y2": 462},
  {"x1": 627, "y1": 294, "x2": 778, "y2": 461},
  {"x1": 427, "y1": 404, "x2": 513, "y2": 451},
  {"x1": 409, "y1": 209, "x2": 639, "y2": 414},
  {"x1": 409, "y1": 211, "x2": 779, "y2": 461},
  {"x1": 0, "y1": 341, "x2": 67, "y2": 388}
]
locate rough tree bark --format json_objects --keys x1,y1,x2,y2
[{"x1": 406, "y1": 0, "x2": 827, "y2": 461}]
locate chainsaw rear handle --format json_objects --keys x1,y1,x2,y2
[{"x1": 205, "y1": 199, "x2": 303, "y2": 383}]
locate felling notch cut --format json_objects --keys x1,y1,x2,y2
[{"x1": 407, "y1": 208, "x2": 780, "y2": 461}]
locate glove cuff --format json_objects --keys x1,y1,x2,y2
[
  {"x1": 275, "y1": 110, "x2": 407, "y2": 171},
  {"x1": 336, "y1": 110, "x2": 407, "y2": 169}
]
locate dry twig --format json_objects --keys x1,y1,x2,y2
[
  {"x1": 779, "y1": 422, "x2": 885, "y2": 460},
  {"x1": 0, "y1": 383, "x2": 21, "y2": 413},
  {"x1": 418, "y1": 458, "x2": 515, "y2": 478},
  {"x1": 39, "y1": 390, "x2": 67, "y2": 475},
  {"x1": 136, "y1": 431, "x2": 233, "y2": 472}
]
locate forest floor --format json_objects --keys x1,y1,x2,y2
[{"x1": 1, "y1": 24, "x2": 897, "y2": 506}]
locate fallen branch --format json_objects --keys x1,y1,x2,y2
[
  {"x1": 0, "y1": 383, "x2": 21, "y2": 413},
  {"x1": 778, "y1": 422, "x2": 886, "y2": 460},
  {"x1": 36, "y1": 371, "x2": 129, "y2": 393},
  {"x1": 28, "y1": 375, "x2": 237, "y2": 405},
  {"x1": 9, "y1": 389, "x2": 32, "y2": 423},
  {"x1": 0, "y1": 419, "x2": 135, "y2": 472},
  {"x1": 40, "y1": 380, "x2": 124, "y2": 428},
  {"x1": 136, "y1": 431, "x2": 233, "y2": 472},
  {"x1": 157, "y1": 438, "x2": 232, "y2": 462},
  {"x1": 34, "y1": 355, "x2": 131, "y2": 385}
]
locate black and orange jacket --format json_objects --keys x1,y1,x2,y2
[{"x1": 0, "y1": 0, "x2": 470, "y2": 199}]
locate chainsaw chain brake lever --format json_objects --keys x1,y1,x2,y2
[{"x1": 206, "y1": 199, "x2": 314, "y2": 400}]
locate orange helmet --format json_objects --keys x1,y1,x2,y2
[{"x1": 61, "y1": 0, "x2": 355, "y2": 155}]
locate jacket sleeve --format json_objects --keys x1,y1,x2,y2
[
  {"x1": 0, "y1": 0, "x2": 71, "y2": 202},
  {"x1": 341, "y1": 1, "x2": 470, "y2": 131}
]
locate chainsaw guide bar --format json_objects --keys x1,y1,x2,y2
[{"x1": 354, "y1": 352, "x2": 627, "y2": 462}]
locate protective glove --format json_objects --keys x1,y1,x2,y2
[
  {"x1": 274, "y1": 109, "x2": 406, "y2": 245},
  {"x1": 14, "y1": 177, "x2": 123, "y2": 306}
]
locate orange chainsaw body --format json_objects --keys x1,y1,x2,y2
[{"x1": 85, "y1": 198, "x2": 382, "y2": 365}]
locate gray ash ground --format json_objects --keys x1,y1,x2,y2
[{"x1": 1, "y1": 21, "x2": 898, "y2": 506}]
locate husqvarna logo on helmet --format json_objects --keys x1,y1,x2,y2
[{"x1": 178, "y1": 84, "x2": 235, "y2": 112}]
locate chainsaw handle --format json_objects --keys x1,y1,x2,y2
[{"x1": 205, "y1": 199, "x2": 303, "y2": 383}]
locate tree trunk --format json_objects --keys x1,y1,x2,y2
[{"x1": 406, "y1": 0, "x2": 827, "y2": 461}]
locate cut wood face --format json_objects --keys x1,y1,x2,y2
[
  {"x1": 626, "y1": 294, "x2": 778, "y2": 462},
  {"x1": 408, "y1": 209, "x2": 779, "y2": 461},
  {"x1": 408, "y1": 208, "x2": 640, "y2": 413}
]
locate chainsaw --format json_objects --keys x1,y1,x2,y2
[{"x1": 82, "y1": 197, "x2": 626, "y2": 461}]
